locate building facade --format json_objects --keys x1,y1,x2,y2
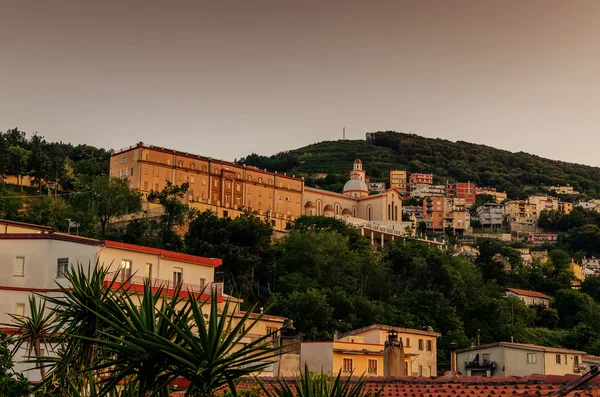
[
  {"x1": 110, "y1": 143, "x2": 303, "y2": 233},
  {"x1": 477, "y1": 203, "x2": 504, "y2": 228},
  {"x1": 505, "y1": 288, "x2": 550, "y2": 307},
  {"x1": 447, "y1": 182, "x2": 476, "y2": 207},
  {"x1": 423, "y1": 197, "x2": 470, "y2": 233},
  {"x1": 475, "y1": 187, "x2": 508, "y2": 203},
  {"x1": 389, "y1": 170, "x2": 408, "y2": 192},
  {"x1": 409, "y1": 173, "x2": 434, "y2": 186},
  {"x1": 301, "y1": 325, "x2": 439, "y2": 377},
  {"x1": 456, "y1": 342, "x2": 586, "y2": 377}
]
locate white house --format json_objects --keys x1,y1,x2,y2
[{"x1": 0, "y1": 232, "x2": 223, "y2": 382}]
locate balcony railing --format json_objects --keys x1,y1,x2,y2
[
  {"x1": 464, "y1": 360, "x2": 496, "y2": 370},
  {"x1": 105, "y1": 272, "x2": 224, "y2": 296}
]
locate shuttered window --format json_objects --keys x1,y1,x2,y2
[{"x1": 14, "y1": 257, "x2": 25, "y2": 277}]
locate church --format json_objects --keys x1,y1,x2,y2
[{"x1": 302, "y1": 159, "x2": 408, "y2": 230}]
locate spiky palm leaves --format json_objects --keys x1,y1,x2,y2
[
  {"x1": 259, "y1": 365, "x2": 383, "y2": 397},
  {"x1": 22, "y1": 264, "x2": 279, "y2": 397},
  {"x1": 7, "y1": 296, "x2": 55, "y2": 379}
]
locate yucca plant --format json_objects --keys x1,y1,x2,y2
[
  {"x1": 5, "y1": 295, "x2": 56, "y2": 379},
  {"x1": 259, "y1": 364, "x2": 383, "y2": 397},
  {"x1": 33, "y1": 263, "x2": 282, "y2": 396}
]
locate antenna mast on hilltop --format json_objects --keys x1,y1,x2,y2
[{"x1": 343, "y1": 127, "x2": 346, "y2": 140}]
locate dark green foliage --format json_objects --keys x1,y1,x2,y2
[
  {"x1": 288, "y1": 216, "x2": 371, "y2": 252},
  {"x1": 581, "y1": 275, "x2": 600, "y2": 303},
  {"x1": 185, "y1": 210, "x2": 274, "y2": 301},
  {"x1": 0, "y1": 332, "x2": 31, "y2": 397}
]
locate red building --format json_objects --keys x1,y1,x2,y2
[
  {"x1": 447, "y1": 182, "x2": 476, "y2": 207},
  {"x1": 409, "y1": 173, "x2": 434, "y2": 185}
]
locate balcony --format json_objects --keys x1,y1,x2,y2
[
  {"x1": 464, "y1": 360, "x2": 496, "y2": 371},
  {"x1": 105, "y1": 272, "x2": 224, "y2": 298}
]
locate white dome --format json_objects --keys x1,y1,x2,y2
[{"x1": 343, "y1": 179, "x2": 369, "y2": 193}]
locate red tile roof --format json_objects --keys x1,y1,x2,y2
[
  {"x1": 0, "y1": 233, "x2": 222, "y2": 267},
  {"x1": 506, "y1": 288, "x2": 551, "y2": 300},
  {"x1": 102, "y1": 240, "x2": 222, "y2": 267},
  {"x1": 227, "y1": 374, "x2": 600, "y2": 397}
]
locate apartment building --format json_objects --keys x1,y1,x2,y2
[
  {"x1": 447, "y1": 182, "x2": 476, "y2": 207},
  {"x1": 504, "y1": 200, "x2": 537, "y2": 232},
  {"x1": 389, "y1": 170, "x2": 408, "y2": 192},
  {"x1": 110, "y1": 143, "x2": 303, "y2": 233},
  {"x1": 576, "y1": 200, "x2": 600, "y2": 212},
  {"x1": 408, "y1": 173, "x2": 433, "y2": 191},
  {"x1": 456, "y1": 343, "x2": 586, "y2": 377},
  {"x1": 423, "y1": 197, "x2": 470, "y2": 233},
  {"x1": 475, "y1": 187, "x2": 508, "y2": 203},
  {"x1": 410, "y1": 183, "x2": 446, "y2": 198},
  {"x1": 301, "y1": 325, "x2": 440, "y2": 377},
  {"x1": 403, "y1": 206, "x2": 424, "y2": 222},
  {"x1": 527, "y1": 195, "x2": 559, "y2": 217},
  {"x1": 476, "y1": 203, "x2": 504, "y2": 228},
  {"x1": 549, "y1": 186, "x2": 579, "y2": 195},
  {"x1": 559, "y1": 202, "x2": 573, "y2": 214},
  {"x1": 0, "y1": 231, "x2": 286, "y2": 381}
]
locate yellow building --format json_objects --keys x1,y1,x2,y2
[
  {"x1": 570, "y1": 260, "x2": 585, "y2": 289},
  {"x1": 301, "y1": 325, "x2": 440, "y2": 377},
  {"x1": 110, "y1": 143, "x2": 303, "y2": 233},
  {"x1": 390, "y1": 170, "x2": 408, "y2": 192}
]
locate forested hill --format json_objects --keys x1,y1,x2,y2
[{"x1": 238, "y1": 131, "x2": 600, "y2": 199}]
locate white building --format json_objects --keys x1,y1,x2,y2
[
  {"x1": 456, "y1": 342, "x2": 586, "y2": 377},
  {"x1": 0, "y1": 233, "x2": 228, "y2": 383},
  {"x1": 505, "y1": 288, "x2": 550, "y2": 307},
  {"x1": 476, "y1": 203, "x2": 504, "y2": 228}
]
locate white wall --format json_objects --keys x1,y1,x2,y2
[
  {"x1": 301, "y1": 343, "x2": 333, "y2": 374},
  {"x1": 98, "y1": 247, "x2": 215, "y2": 288}
]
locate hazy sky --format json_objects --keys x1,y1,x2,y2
[{"x1": 1, "y1": 0, "x2": 599, "y2": 164}]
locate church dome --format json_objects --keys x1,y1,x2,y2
[
  {"x1": 343, "y1": 179, "x2": 369, "y2": 193},
  {"x1": 354, "y1": 159, "x2": 363, "y2": 165}
]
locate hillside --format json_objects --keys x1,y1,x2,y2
[{"x1": 239, "y1": 131, "x2": 600, "y2": 199}]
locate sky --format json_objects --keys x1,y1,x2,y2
[{"x1": 1, "y1": 0, "x2": 599, "y2": 164}]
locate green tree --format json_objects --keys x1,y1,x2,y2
[
  {"x1": 7, "y1": 146, "x2": 31, "y2": 192},
  {"x1": 552, "y1": 289, "x2": 597, "y2": 329},
  {"x1": 147, "y1": 181, "x2": 190, "y2": 251},
  {"x1": 272, "y1": 289, "x2": 334, "y2": 340},
  {"x1": 76, "y1": 175, "x2": 142, "y2": 236},
  {"x1": 186, "y1": 210, "x2": 274, "y2": 299},
  {"x1": 0, "y1": 332, "x2": 30, "y2": 397},
  {"x1": 289, "y1": 216, "x2": 370, "y2": 252},
  {"x1": 581, "y1": 275, "x2": 600, "y2": 303}
]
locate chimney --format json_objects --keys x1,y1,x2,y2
[
  {"x1": 384, "y1": 330, "x2": 406, "y2": 377},
  {"x1": 450, "y1": 342, "x2": 458, "y2": 372},
  {"x1": 274, "y1": 320, "x2": 301, "y2": 377},
  {"x1": 333, "y1": 331, "x2": 339, "y2": 341}
]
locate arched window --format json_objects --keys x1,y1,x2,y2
[
  {"x1": 367, "y1": 206, "x2": 373, "y2": 221},
  {"x1": 178, "y1": 160, "x2": 183, "y2": 168},
  {"x1": 236, "y1": 172, "x2": 241, "y2": 179},
  {"x1": 190, "y1": 163, "x2": 195, "y2": 170},
  {"x1": 317, "y1": 200, "x2": 322, "y2": 216},
  {"x1": 167, "y1": 159, "x2": 172, "y2": 165},
  {"x1": 214, "y1": 168, "x2": 219, "y2": 175},
  {"x1": 202, "y1": 165, "x2": 207, "y2": 172},
  {"x1": 258, "y1": 177, "x2": 263, "y2": 184},
  {"x1": 353, "y1": 207, "x2": 357, "y2": 217},
  {"x1": 335, "y1": 203, "x2": 340, "y2": 215},
  {"x1": 268, "y1": 179, "x2": 273, "y2": 185}
]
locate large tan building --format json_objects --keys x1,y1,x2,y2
[
  {"x1": 301, "y1": 324, "x2": 440, "y2": 377},
  {"x1": 111, "y1": 144, "x2": 412, "y2": 236},
  {"x1": 110, "y1": 143, "x2": 303, "y2": 232}
]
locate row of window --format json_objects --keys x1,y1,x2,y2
[
  {"x1": 13, "y1": 257, "x2": 207, "y2": 290},
  {"x1": 13, "y1": 257, "x2": 70, "y2": 278},
  {"x1": 341, "y1": 358, "x2": 432, "y2": 376}
]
